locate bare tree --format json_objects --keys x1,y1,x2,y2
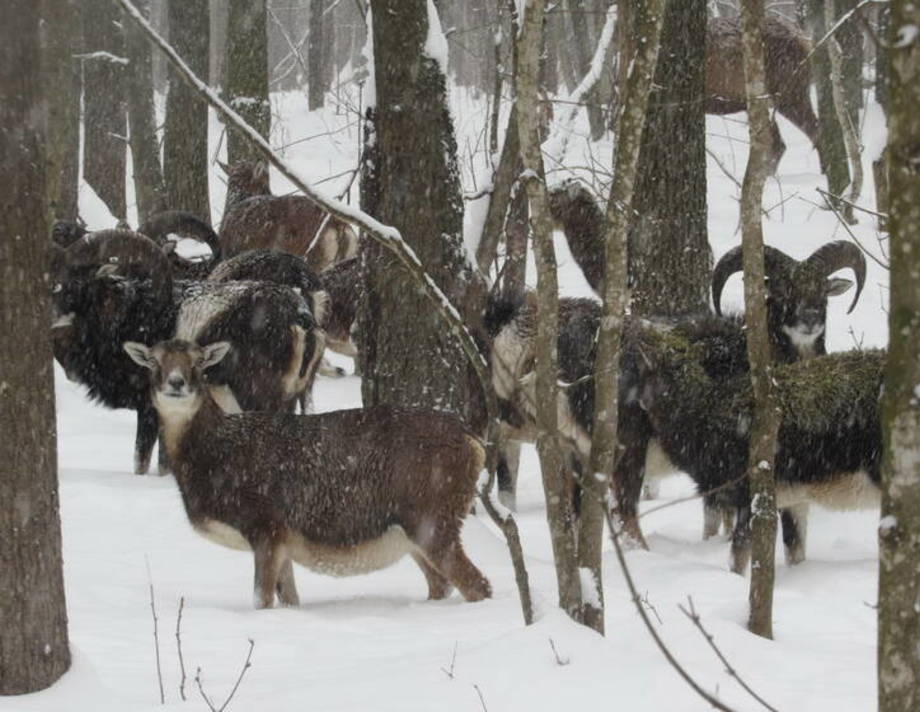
[
  {"x1": 878, "y1": 2, "x2": 920, "y2": 707},
  {"x1": 308, "y1": 0, "x2": 328, "y2": 109},
  {"x1": 40, "y1": 0, "x2": 81, "y2": 221},
  {"x1": 629, "y1": 0, "x2": 711, "y2": 317},
  {"x1": 163, "y1": 0, "x2": 210, "y2": 219},
  {"x1": 0, "y1": 0, "x2": 70, "y2": 693},
  {"x1": 517, "y1": 0, "x2": 583, "y2": 621},
  {"x1": 82, "y1": 0, "x2": 128, "y2": 221},
  {"x1": 226, "y1": 0, "x2": 270, "y2": 165},
  {"x1": 739, "y1": 0, "x2": 781, "y2": 639},
  {"x1": 583, "y1": 0, "x2": 667, "y2": 636},
  {"x1": 125, "y1": 0, "x2": 168, "y2": 223}
]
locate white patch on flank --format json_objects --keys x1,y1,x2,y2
[
  {"x1": 775, "y1": 471, "x2": 880, "y2": 511},
  {"x1": 287, "y1": 525, "x2": 413, "y2": 577},
  {"x1": 194, "y1": 518, "x2": 251, "y2": 551},
  {"x1": 782, "y1": 323, "x2": 824, "y2": 357}
]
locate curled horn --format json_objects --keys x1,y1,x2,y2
[
  {"x1": 711, "y1": 245, "x2": 797, "y2": 315},
  {"x1": 805, "y1": 240, "x2": 867, "y2": 313}
]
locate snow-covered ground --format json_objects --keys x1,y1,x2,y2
[{"x1": 2, "y1": 87, "x2": 889, "y2": 711}]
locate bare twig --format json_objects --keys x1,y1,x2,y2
[
  {"x1": 175, "y1": 597, "x2": 187, "y2": 701},
  {"x1": 603, "y1": 507, "x2": 742, "y2": 712},
  {"x1": 440, "y1": 643, "x2": 458, "y2": 680},
  {"x1": 548, "y1": 637, "x2": 570, "y2": 666},
  {"x1": 640, "y1": 591, "x2": 663, "y2": 626},
  {"x1": 473, "y1": 683, "x2": 489, "y2": 712},
  {"x1": 816, "y1": 188, "x2": 890, "y2": 269},
  {"x1": 679, "y1": 597, "x2": 779, "y2": 712},
  {"x1": 195, "y1": 639, "x2": 255, "y2": 712},
  {"x1": 146, "y1": 559, "x2": 165, "y2": 705}
]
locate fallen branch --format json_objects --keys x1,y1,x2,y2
[
  {"x1": 195, "y1": 639, "x2": 255, "y2": 712},
  {"x1": 175, "y1": 597, "x2": 187, "y2": 701}
]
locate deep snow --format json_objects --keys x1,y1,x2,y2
[{"x1": 1, "y1": 81, "x2": 889, "y2": 711}]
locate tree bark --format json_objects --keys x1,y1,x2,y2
[
  {"x1": 308, "y1": 0, "x2": 327, "y2": 109},
  {"x1": 361, "y1": 0, "x2": 482, "y2": 428},
  {"x1": 226, "y1": 0, "x2": 270, "y2": 165},
  {"x1": 125, "y1": 0, "x2": 168, "y2": 224},
  {"x1": 804, "y1": 0, "x2": 850, "y2": 198},
  {"x1": 163, "y1": 0, "x2": 210, "y2": 219},
  {"x1": 878, "y1": 2, "x2": 920, "y2": 707},
  {"x1": 518, "y1": 0, "x2": 583, "y2": 622},
  {"x1": 583, "y1": 0, "x2": 666, "y2": 636},
  {"x1": 568, "y1": 0, "x2": 607, "y2": 139},
  {"x1": 629, "y1": 0, "x2": 710, "y2": 317},
  {"x1": 82, "y1": 0, "x2": 128, "y2": 221},
  {"x1": 40, "y1": 0, "x2": 81, "y2": 222},
  {"x1": 0, "y1": 0, "x2": 71, "y2": 693},
  {"x1": 739, "y1": 0, "x2": 781, "y2": 640}
]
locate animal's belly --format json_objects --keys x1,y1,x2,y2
[
  {"x1": 193, "y1": 518, "x2": 251, "y2": 551},
  {"x1": 776, "y1": 471, "x2": 880, "y2": 511},
  {"x1": 287, "y1": 525, "x2": 413, "y2": 577}
]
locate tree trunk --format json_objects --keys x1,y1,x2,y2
[
  {"x1": 804, "y1": 0, "x2": 850, "y2": 197},
  {"x1": 629, "y1": 0, "x2": 710, "y2": 317},
  {"x1": 517, "y1": 0, "x2": 583, "y2": 622},
  {"x1": 125, "y1": 0, "x2": 168, "y2": 224},
  {"x1": 584, "y1": 0, "x2": 667, "y2": 636},
  {"x1": 82, "y1": 0, "x2": 128, "y2": 221},
  {"x1": 0, "y1": 1, "x2": 71, "y2": 693},
  {"x1": 226, "y1": 0, "x2": 270, "y2": 165},
  {"x1": 360, "y1": 0, "x2": 482, "y2": 429},
  {"x1": 40, "y1": 0, "x2": 81, "y2": 222},
  {"x1": 209, "y1": 0, "x2": 229, "y2": 90},
  {"x1": 739, "y1": 0, "x2": 781, "y2": 640},
  {"x1": 878, "y1": 2, "x2": 920, "y2": 707},
  {"x1": 163, "y1": 0, "x2": 210, "y2": 220},
  {"x1": 308, "y1": 0, "x2": 327, "y2": 110},
  {"x1": 568, "y1": 0, "x2": 606, "y2": 139}
]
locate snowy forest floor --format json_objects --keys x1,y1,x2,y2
[{"x1": 0, "y1": 88, "x2": 889, "y2": 711}]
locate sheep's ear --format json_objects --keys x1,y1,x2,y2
[
  {"x1": 826, "y1": 277, "x2": 853, "y2": 297},
  {"x1": 161, "y1": 241, "x2": 177, "y2": 256},
  {"x1": 566, "y1": 180, "x2": 582, "y2": 199},
  {"x1": 124, "y1": 342, "x2": 156, "y2": 369},
  {"x1": 253, "y1": 161, "x2": 269, "y2": 180},
  {"x1": 200, "y1": 341, "x2": 232, "y2": 369}
]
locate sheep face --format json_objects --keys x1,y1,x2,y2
[
  {"x1": 124, "y1": 340, "x2": 231, "y2": 414},
  {"x1": 768, "y1": 268, "x2": 853, "y2": 356}
]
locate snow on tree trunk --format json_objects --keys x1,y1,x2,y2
[
  {"x1": 82, "y1": 0, "x2": 127, "y2": 221},
  {"x1": 739, "y1": 0, "x2": 781, "y2": 640},
  {"x1": 583, "y1": 0, "x2": 666, "y2": 637},
  {"x1": 517, "y1": 0, "x2": 583, "y2": 622},
  {"x1": 878, "y1": 2, "x2": 920, "y2": 707},
  {"x1": 39, "y1": 0, "x2": 81, "y2": 222},
  {"x1": 0, "y1": 1, "x2": 71, "y2": 693},
  {"x1": 125, "y1": 0, "x2": 168, "y2": 224},
  {"x1": 163, "y1": 0, "x2": 210, "y2": 220},
  {"x1": 629, "y1": 0, "x2": 711, "y2": 317},
  {"x1": 226, "y1": 0, "x2": 270, "y2": 166}
]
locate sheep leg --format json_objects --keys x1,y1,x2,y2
[
  {"x1": 611, "y1": 410, "x2": 652, "y2": 549},
  {"x1": 411, "y1": 552, "x2": 454, "y2": 600},
  {"x1": 729, "y1": 505, "x2": 753, "y2": 575},
  {"x1": 157, "y1": 437, "x2": 171, "y2": 476},
  {"x1": 252, "y1": 538, "x2": 286, "y2": 609},
  {"x1": 134, "y1": 404, "x2": 159, "y2": 475},
  {"x1": 496, "y1": 441, "x2": 521, "y2": 511},
  {"x1": 765, "y1": 118, "x2": 785, "y2": 175},
  {"x1": 703, "y1": 496, "x2": 722, "y2": 540},
  {"x1": 421, "y1": 534, "x2": 491, "y2": 602},
  {"x1": 720, "y1": 506, "x2": 735, "y2": 537},
  {"x1": 275, "y1": 558, "x2": 300, "y2": 606},
  {"x1": 781, "y1": 503, "x2": 809, "y2": 566}
]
